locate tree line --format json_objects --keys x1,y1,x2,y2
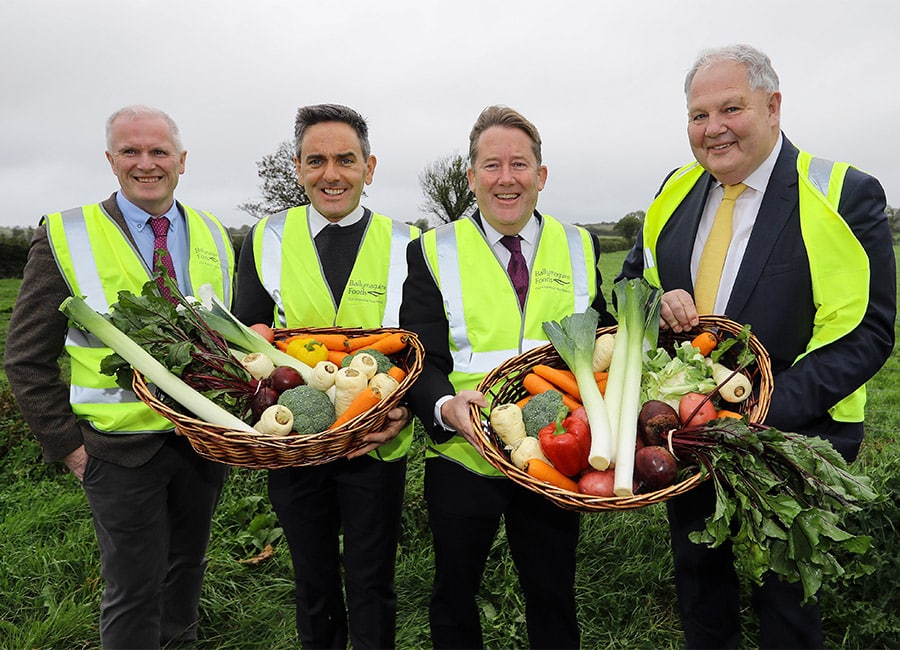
[{"x1": 2, "y1": 145, "x2": 896, "y2": 279}]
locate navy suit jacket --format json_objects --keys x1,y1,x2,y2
[{"x1": 619, "y1": 136, "x2": 895, "y2": 458}]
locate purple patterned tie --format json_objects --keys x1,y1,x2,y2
[
  {"x1": 149, "y1": 216, "x2": 178, "y2": 303},
  {"x1": 500, "y1": 235, "x2": 528, "y2": 309}
]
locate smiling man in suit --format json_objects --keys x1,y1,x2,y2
[{"x1": 618, "y1": 44, "x2": 895, "y2": 648}]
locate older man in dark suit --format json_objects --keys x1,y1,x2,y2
[
  {"x1": 4, "y1": 105, "x2": 234, "y2": 649},
  {"x1": 618, "y1": 44, "x2": 896, "y2": 648}
]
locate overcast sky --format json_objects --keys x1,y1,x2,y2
[{"x1": 2, "y1": 0, "x2": 898, "y2": 230}]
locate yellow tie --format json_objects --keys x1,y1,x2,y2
[{"x1": 694, "y1": 183, "x2": 748, "y2": 314}]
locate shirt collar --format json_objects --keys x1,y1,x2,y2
[
  {"x1": 717, "y1": 132, "x2": 783, "y2": 195},
  {"x1": 308, "y1": 204, "x2": 366, "y2": 237},
  {"x1": 115, "y1": 192, "x2": 181, "y2": 231},
  {"x1": 481, "y1": 212, "x2": 540, "y2": 248}
]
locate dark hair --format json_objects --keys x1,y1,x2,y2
[
  {"x1": 468, "y1": 105, "x2": 542, "y2": 166},
  {"x1": 294, "y1": 103, "x2": 371, "y2": 159}
]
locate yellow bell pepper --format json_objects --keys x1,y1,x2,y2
[{"x1": 285, "y1": 337, "x2": 329, "y2": 366}]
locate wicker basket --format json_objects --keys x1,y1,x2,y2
[
  {"x1": 470, "y1": 315, "x2": 772, "y2": 511},
  {"x1": 133, "y1": 326, "x2": 424, "y2": 469}
]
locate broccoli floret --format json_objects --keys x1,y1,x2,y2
[
  {"x1": 521, "y1": 389, "x2": 568, "y2": 438},
  {"x1": 277, "y1": 385, "x2": 335, "y2": 435},
  {"x1": 341, "y1": 349, "x2": 395, "y2": 374}
]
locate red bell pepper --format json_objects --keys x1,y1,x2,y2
[{"x1": 538, "y1": 414, "x2": 591, "y2": 477}]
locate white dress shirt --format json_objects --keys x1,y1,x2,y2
[{"x1": 690, "y1": 134, "x2": 782, "y2": 314}]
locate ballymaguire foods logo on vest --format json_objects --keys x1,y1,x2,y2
[
  {"x1": 347, "y1": 278, "x2": 387, "y2": 302},
  {"x1": 533, "y1": 267, "x2": 572, "y2": 293}
]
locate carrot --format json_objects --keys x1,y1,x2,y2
[
  {"x1": 313, "y1": 334, "x2": 351, "y2": 351},
  {"x1": 361, "y1": 332, "x2": 409, "y2": 356},
  {"x1": 327, "y1": 349, "x2": 349, "y2": 366},
  {"x1": 516, "y1": 394, "x2": 534, "y2": 410},
  {"x1": 387, "y1": 364, "x2": 407, "y2": 384},
  {"x1": 691, "y1": 331, "x2": 718, "y2": 356},
  {"x1": 597, "y1": 374, "x2": 608, "y2": 396},
  {"x1": 523, "y1": 458, "x2": 580, "y2": 492},
  {"x1": 274, "y1": 340, "x2": 289, "y2": 352},
  {"x1": 716, "y1": 409, "x2": 743, "y2": 420},
  {"x1": 345, "y1": 332, "x2": 392, "y2": 351},
  {"x1": 522, "y1": 373, "x2": 581, "y2": 412},
  {"x1": 532, "y1": 364, "x2": 582, "y2": 400},
  {"x1": 329, "y1": 386, "x2": 381, "y2": 429}
]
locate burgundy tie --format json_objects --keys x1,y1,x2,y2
[
  {"x1": 500, "y1": 235, "x2": 528, "y2": 309},
  {"x1": 149, "y1": 216, "x2": 178, "y2": 303}
]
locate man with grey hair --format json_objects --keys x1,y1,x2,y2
[
  {"x1": 618, "y1": 44, "x2": 895, "y2": 647},
  {"x1": 5, "y1": 104, "x2": 235, "y2": 648}
]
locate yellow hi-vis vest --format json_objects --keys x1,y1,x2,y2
[
  {"x1": 252, "y1": 206, "x2": 419, "y2": 460},
  {"x1": 46, "y1": 202, "x2": 235, "y2": 434},
  {"x1": 641, "y1": 152, "x2": 869, "y2": 423},
  {"x1": 421, "y1": 214, "x2": 597, "y2": 476}
]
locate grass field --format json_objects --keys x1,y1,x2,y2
[{"x1": 0, "y1": 247, "x2": 898, "y2": 648}]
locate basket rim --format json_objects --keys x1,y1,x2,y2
[
  {"x1": 470, "y1": 315, "x2": 772, "y2": 511},
  {"x1": 132, "y1": 326, "x2": 424, "y2": 468}
]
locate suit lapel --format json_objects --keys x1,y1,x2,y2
[
  {"x1": 725, "y1": 141, "x2": 800, "y2": 319},
  {"x1": 658, "y1": 174, "x2": 714, "y2": 292}
]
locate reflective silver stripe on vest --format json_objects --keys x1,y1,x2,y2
[
  {"x1": 561, "y1": 222, "x2": 591, "y2": 313},
  {"x1": 70, "y1": 385, "x2": 142, "y2": 404},
  {"x1": 258, "y1": 210, "x2": 289, "y2": 326},
  {"x1": 57, "y1": 207, "x2": 111, "y2": 311},
  {"x1": 383, "y1": 220, "x2": 412, "y2": 327},
  {"x1": 432, "y1": 226, "x2": 474, "y2": 370},
  {"x1": 195, "y1": 209, "x2": 233, "y2": 305},
  {"x1": 807, "y1": 156, "x2": 835, "y2": 197},
  {"x1": 434, "y1": 220, "x2": 592, "y2": 375},
  {"x1": 64, "y1": 327, "x2": 141, "y2": 404}
]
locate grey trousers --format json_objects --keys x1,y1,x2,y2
[{"x1": 82, "y1": 435, "x2": 228, "y2": 649}]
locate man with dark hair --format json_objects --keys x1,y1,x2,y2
[
  {"x1": 400, "y1": 105, "x2": 616, "y2": 649},
  {"x1": 234, "y1": 103, "x2": 416, "y2": 649}
]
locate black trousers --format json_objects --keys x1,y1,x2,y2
[
  {"x1": 268, "y1": 454, "x2": 407, "y2": 650},
  {"x1": 425, "y1": 457, "x2": 581, "y2": 650},
  {"x1": 82, "y1": 434, "x2": 228, "y2": 649},
  {"x1": 667, "y1": 479, "x2": 823, "y2": 649}
]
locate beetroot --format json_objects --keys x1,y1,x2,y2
[
  {"x1": 638, "y1": 400, "x2": 680, "y2": 447},
  {"x1": 634, "y1": 445, "x2": 679, "y2": 490},
  {"x1": 249, "y1": 386, "x2": 280, "y2": 420},
  {"x1": 270, "y1": 366, "x2": 305, "y2": 393}
]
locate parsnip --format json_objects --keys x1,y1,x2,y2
[
  {"x1": 592, "y1": 333, "x2": 616, "y2": 373},
  {"x1": 710, "y1": 363, "x2": 752, "y2": 403},
  {"x1": 490, "y1": 403, "x2": 527, "y2": 447},
  {"x1": 240, "y1": 352, "x2": 275, "y2": 380},
  {"x1": 368, "y1": 373, "x2": 400, "y2": 400},
  {"x1": 333, "y1": 367, "x2": 368, "y2": 416},
  {"x1": 307, "y1": 360, "x2": 339, "y2": 391},
  {"x1": 254, "y1": 404, "x2": 294, "y2": 435},
  {"x1": 349, "y1": 352, "x2": 379, "y2": 380},
  {"x1": 510, "y1": 436, "x2": 549, "y2": 469}
]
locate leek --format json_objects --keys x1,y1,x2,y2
[
  {"x1": 60, "y1": 295, "x2": 256, "y2": 433},
  {"x1": 610, "y1": 278, "x2": 662, "y2": 496},
  {"x1": 194, "y1": 284, "x2": 314, "y2": 383},
  {"x1": 542, "y1": 307, "x2": 615, "y2": 470}
]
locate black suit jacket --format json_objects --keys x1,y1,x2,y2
[
  {"x1": 400, "y1": 211, "x2": 615, "y2": 441},
  {"x1": 619, "y1": 137, "x2": 896, "y2": 457}
]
